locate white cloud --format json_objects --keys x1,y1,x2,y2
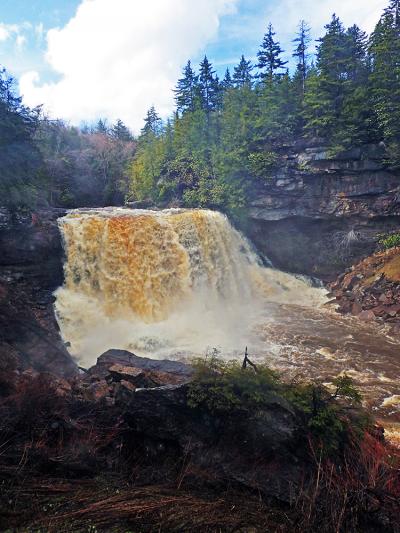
[
  {"x1": 266, "y1": 0, "x2": 387, "y2": 52},
  {"x1": 0, "y1": 25, "x2": 10, "y2": 42},
  {"x1": 16, "y1": 34, "x2": 26, "y2": 49},
  {"x1": 221, "y1": 0, "x2": 387, "y2": 63},
  {"x1": 34, "y1": 23, "x2": 44, "y2": 41},
  {"x1": 19, "y1": 0, "x2": 238, "y2": 132},
  {"x1": 268, "y1": 0, "x2": 386, "y2": 31},
  {"x1": 0, "y1": 23, "x2": 21, "y2": 43}
]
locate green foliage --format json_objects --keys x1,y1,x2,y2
[
  {"x1": 257, "y1": 23, "x2": 288, "y2": 80},
  {"x1": 0, "y1": 67, "x2": 42, "y2": 210},
  {"x1": 247, "y1": 151, "x2": 279, "y2": 179},
  {"x1": 3, "y1": 3, "x2": 400, "y2": 211},
  {"x1": 233, "y1": 55, "x2": 254, "y2": 88},
  {"x1": 127, "y1": 2, "x2": 399, "y2": 213},
  {"x1": 187, "y1": 354, "x2": 280, "y2": 413},
  {"x1": 369, "y1": 4, "x2": 400, "y2": 166},
  {"x1": 188, "y1": 354, "x2": 366, "y2": 455},
  {"x1": 128, "y1": 135, "x2": 165, "y2": 202},
  {"x1": 379, "y1": 232, "x2": 400, "y2": 249}
]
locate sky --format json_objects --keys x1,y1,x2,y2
[{"x1": 0, "y1": 0, "x2": 389, "y2": 133}]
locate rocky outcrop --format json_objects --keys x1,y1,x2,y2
[
  {"x1": 2, "y1": 348, "x2": 303, "y2": 501},
  {"x1": 244, "y1": 142, "x2": 400, "y2": 279},
  {"x1": 330, "y1": 246, "x2": 400, "y2": 331},
  {"x1": 72, "y1": 349, "x2": 193, "y2": 404},
  {"x1": 0, "y1": 208, "x2": 76, "y2": 377}
]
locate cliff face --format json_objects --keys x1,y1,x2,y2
[
  {"x1": 245, "y1": 143, "x2": 400, "y2": 280},
  {"x1": 0, "y1": 208, "x2": 76, "y2": 377}
]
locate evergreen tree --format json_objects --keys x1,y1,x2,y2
[
  {"x1": 384, "y1": 0, "x2": 400, "y2": 25},
  {"x1": 346, "y1": 25, "x2": 369, "y2": 80},
  {"x1": 221, "y1": 68, "x2": 233, "y2": 90},
  {"x1": 96, "y1": 118, "x2": 108, "y2": 134},
  {"x1": 0, "y1": 67, "x2": 42, "y2": 208},
  {"x1": 199, "y1": 56, "x2": 217, "y2": 112},
  {"x1": 338, "y1": 24, "x2": 377, "y2": 147},
  {"x1": 211, "y1": 75, "x2": 223, "y2": 111},
  {"x1": 293, "y1": 20, "x2": 311, "y2": 94},
  {"x1": 255, "y1": 71, "x2": 298, "y2": 144},
  {"x1": 111, "y1": 119, "x2": 133, "y2": 141},
  {"x1": 233, "y1": 55, "x2": 254, "y2": 88},
  {"x1": 257, "y1": 23, "x2": 288, "y2": 80},
  {"x1": 303, "y1": 15, "x2": 348, "y2": 139},
  {"x1": 369, "y1": 3, "x2": 400, "y2": 164},
  {"x1": 141, "y1": 106, "x2": 163, "y2": 138},
  {"x1": 174, "y1": 60, "x2": 198, "y2": 113}
]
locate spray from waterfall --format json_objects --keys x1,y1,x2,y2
[{"x1": 55, "y1": 208, "x2": 327, "y2": 366}]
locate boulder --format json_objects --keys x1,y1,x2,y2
[
  {"x1": 84, "y1": 380, "x2": 110, "y2": 402},
  {"x1": 358, "y1": 310, "x2": 376, "y2": 321},
  {"x1": 124, "y1": 384, "x2": 302, "y2": 501},
  {"x1": 91, "y1": 349, "x2": 193, "y2": 381},
  {"x1": 109, "y1": 364, "x2": 145, "y2": 382}
]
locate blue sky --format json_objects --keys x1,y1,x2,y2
[{"x1": 0, "y1": 0, "x2": 389, "y2": 132}]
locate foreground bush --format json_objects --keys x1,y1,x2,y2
[{"x1": 188, "y1": 354, "x2": 366, "y2": 455}]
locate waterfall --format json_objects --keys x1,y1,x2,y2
[{"x1": 55, "y1": 207, "x2": 327, "y2": 366}]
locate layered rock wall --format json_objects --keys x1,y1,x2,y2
[
  {"x1": 0, "y1": 208, "x2": 76, "y2": 377},
  {"x1": 245, "y1": 143, "x2": 400, "y2": 279}
]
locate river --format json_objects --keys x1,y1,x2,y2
[{"x1": 54, "y1": 207, "x2": 400, "y2": 442}]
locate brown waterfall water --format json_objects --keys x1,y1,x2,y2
[{"x1": 55, "y1": 207, "x2": 400, "y2": 441}]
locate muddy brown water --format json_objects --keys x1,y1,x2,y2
[{"x1": 251, "y1": 303, "x2": 400, "y2": 443}]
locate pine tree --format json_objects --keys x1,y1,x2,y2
[
  {"x1": 303, "y1": 14, "x2": 348, "y2": 140},
  {"x1": 0, "y1": 68, "x2": 42, "y2": 208},
  {"x1": 211, "y1": 74, "x2": 223, "y2": 110},
  {"x1": 384, "y1": 0, "x2": 400, "y2": 25},
  {"x1": 96, "y1": 118, "x2": 108, "y2": 134},
  {"x1": 174, "y1": 60, "x2": 198, "y2": 113},
  {"x1": 199, "y1": 56, "x2": 217, "y2": 112},
  {"x1": 369, "y1": 2, "x2": 400, "y2": 164},
  {"x1": 111, "y1": 119, "x2": 133, "y2": 141},
  {"x1": 221, "y1": 68, "x2": 233, "y2": 90},
  {"x1": 257, "y1": 23, "x2": 288, "y2": 80},
  {"x1": 141, "y1": 106, "x2": 163, "y2": 138},
  {"x1": 256, "y1": 71, "x2": 297, "y2": 144},
  {"x1": 233, "y1": 55, "x2": 254, "y2": 88},
  {"x1": 292, "y1": 20, "x2": 311, "y2": 94},
  {"x1": 346, "y1": 25, "x2": 369, "y2": 80},
  {"x1": 338, "y1": 24, "x2": 377, "y2": 147}
]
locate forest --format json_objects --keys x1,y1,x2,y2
[
  {"x1": 0, "y1": 79, "x2": 135, "y2": 209},
  {"x1": 1, "y1": 0, "x2": 400, "y2": 213}
]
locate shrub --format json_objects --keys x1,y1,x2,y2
[
  {"x1": 247, "y1": 151, "x2": 279, "y2": 180},
  {"x1": 187, "y1": 354, "x2": 279, "y2": 413},
  {"x1": 379, "y1": 232, "x2": 400, "y2": 250},
  {"x1": 188, "y1": 354, "x2": 367, "y2": 455}
]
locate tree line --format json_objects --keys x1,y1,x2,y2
[
  {"x1": 1, "y1": 0, "x2": 399, "y2": 213},
  {"x1": 0, "y1": 72, "x2": 135, "y2": 210},
  {"x1": 129, "y1": 0, "x2": 400, "y2": 213}
]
